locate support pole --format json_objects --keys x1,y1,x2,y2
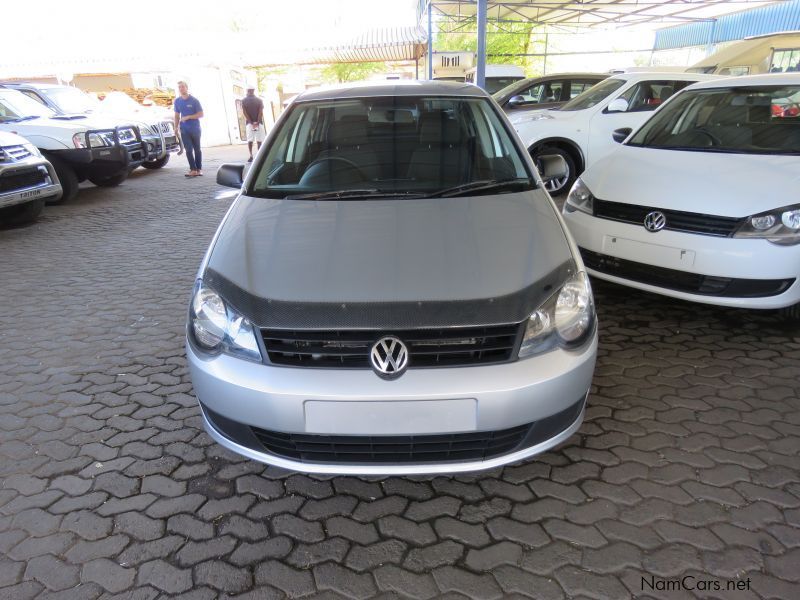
[
  {"x1": 427, "y1": 1, "x2": 433, "y2": 80},
  {"x1": 476, "y1": 0, "x2": 487, "y2": 89}
]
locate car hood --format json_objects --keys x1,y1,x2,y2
[
  {"x1": 509, "y1": 107, "x2": 579, "y2": 126},
  {"x1": 583, "y1": 145, "x2": 800, "y2": 217},
  {"x1": 205, "y1": 191, "x2": 575, "y2": 327}
]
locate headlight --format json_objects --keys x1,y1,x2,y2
[
  {"x1": 519, "y1": 272, "x2": 594, "y2": 358},
  {"x1": 734, "y1": 204, "x2": 800, "y2": 246},
  {"x1": 564, "y1": 178, "x2": 594, "y2": 215},
  {"x1": 189, "y1": 280, "x2": 262, "y2": 362},
  {"x1": 22, "y1": 143, "x2": 42, "y2": 158},
  {"x1": 72, "y1": 132, "x2": 111, "y2": 149}
]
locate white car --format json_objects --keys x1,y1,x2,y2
[
  {"x1": 562, "y1": 73, "x2": 800, "y2": 317},
  {"x1": 4, "y1": 83, "x2": 179, "y2": 170},
  {"x1": 0, "y1": 88, "x2": 145, "y2": 203},
  {"x1": 509, "y1": 72, "x2": 715, "y2": 194}
]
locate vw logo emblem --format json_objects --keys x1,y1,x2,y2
[
  {"x1": 370, "y1": 336, "x2": 409, "y2": 380},
  {"x1": 644, "y1": 211, "x2": 666, "y2": 232}
]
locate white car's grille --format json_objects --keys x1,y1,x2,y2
[{"x1": 0, "y1": 145, "x2": 33, "y2": 162}]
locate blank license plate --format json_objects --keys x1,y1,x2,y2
[
  {"x1": 304, "y1": 399, "x2": 477, "y2": 435},
  {"x1": 602, "y1": 235, "x2": 695, "y2": 269}
]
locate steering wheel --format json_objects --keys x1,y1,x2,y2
[
  {"x1": 693, "y1": 128, "x2": 723, "y2": 147},
  {"x1": 304, "y1": 157, "x2": 368, "y2": 181}
]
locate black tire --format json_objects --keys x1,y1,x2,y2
[
  {"x1": 532, "y1": 145, "x2": 576, "y2": 196},
  {"x1": 142, "y1": 154, "x2": 170, "y2": 169},
  {"x1": 0, "y1": 199, "x2": 44, "y2": 226},
  {"x1": 88, "y1": 173, "x2": 127, "y2": 187},
  {"x1": 45, "y1": 155, "x2": 79, "y2": 204},
  {"x1": 780, "y1": 303, "x2": 800, "y2": 322}
]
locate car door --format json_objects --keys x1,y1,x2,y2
[{"x1": 586, "y1": 78, "x2": 694, "y2": 166}]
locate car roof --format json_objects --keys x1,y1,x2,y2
[
  {"x1": 295, "y1": 80, "x2": 489, "y2": 102},
  {"x1": 1, "y1": 81, "x2": 62, "y2": 90},
  {"x1": 608, "y1": 72, "x2": 716, "y2": 82},
  {"x1": 685, "y1": 72, "x2": 800, "y2": 90}
]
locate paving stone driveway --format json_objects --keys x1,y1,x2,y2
[{"x1": 1, "y1": 145, "x2": 799, "y2": 599}]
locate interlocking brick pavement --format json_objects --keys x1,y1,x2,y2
[{"x1": 1, "y1": 145, "x2": 798, "y2": 598}]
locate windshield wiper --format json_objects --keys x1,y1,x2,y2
[
  {"x1": 285, "y1": 189, "x2": 427, "y2": 201},
  {"x1": 6, "y1": 115, "x2": 40, "y2": 122},
  {"x1": 428, "y1": 178, "x2": 533, "y2": 198}
]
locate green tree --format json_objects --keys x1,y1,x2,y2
[
  {"x1": 320, "y1": 61, "x2": 387, "y2": 83},
  {"x1": 435, "y1": 18, "x2": 546, "y2": 74}
]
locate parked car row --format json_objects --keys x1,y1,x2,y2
[
  {"x1": 0, "y1": 83, "x2": 180, "y2": 225},
  {"x1": 192, "y1": 74, "x2": 798, "y2": 473},
  {"x1": 517, "y1": 72, "x2": 800, "y2": 318}
]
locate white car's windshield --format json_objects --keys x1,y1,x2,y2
[
  {"x1": 0, "y1": 90, "x2": 56, "y2": 121},
  {"x1": 251, "y1": 95, "x2": 535, "y2": 199},
  {"x1": 43, "y1": 87, "x2": 97, "y2": 114},
  {"x1": 628, "y1": 85, "x2": 800, "y2": 155},
  {"x1": 558, "y1": 78, "x2": 625, "y2": 111},
  {"x1": 102, "y1": 92, "x2": 146, "y2": 113}
]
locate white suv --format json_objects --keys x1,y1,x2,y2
[
  {"x1": 0, "y1": 88, "x2": 145, "y2": 203},
  {"x1": 509, "y1": 72, "x2": 715, "y2": 194}
]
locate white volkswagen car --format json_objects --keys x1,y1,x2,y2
[
  {"x1": 509, "y1": 72, "x2": 714, "y2": 194},
  {"x1": 563, "y1": 74, "x2": 800, "y2": 317}
]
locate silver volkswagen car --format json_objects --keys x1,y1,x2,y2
[{"x1": 187, "y1": 81, "x2": 597, "y2": 475}]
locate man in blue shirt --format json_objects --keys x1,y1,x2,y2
[{"x1": 174, "y1": 81, "x2": 204, "y2": 177}]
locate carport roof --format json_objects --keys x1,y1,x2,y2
[{"x1": 425, "y1": 1, "x2": 787, "y2": 28}]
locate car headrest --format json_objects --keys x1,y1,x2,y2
[
  {"x1": 710, "y1": 105, "x2": 748, "y2": 126},
  {"x1": 327, "y1": 116, "x2": 369, "y2": 147},
  {"x1": 418, "y1": 111, "x2": 462, "y2": 146}
]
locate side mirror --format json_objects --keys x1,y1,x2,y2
[
  {"x1": 606, "y1": 98, "x2": 629, "y2": 113},
  {"x1": 217, "y1": 163, "x2": 245, "y2": 189},
  {"x1": 508, "y1": 95, "x2": 529, "y2": 107},
  {"x1": 612, "y1": 127, "x2": 633, "y2": 143},
  {"x1": 537, "y1": 154, "x2": 568, "y2": 183}
]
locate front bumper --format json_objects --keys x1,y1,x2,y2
[
  {"x1": 0, "y1": 161, "x2": 62, "y2": 209},
  {"x1": 51, "y1": 126, "x2": 146, "y2": 176},
  {"x1": 187, "y1": 334, "x2": 597, "y2": 475},
  {"x1": 564, "y1": 209, "x2": 800, "y2": 309}
]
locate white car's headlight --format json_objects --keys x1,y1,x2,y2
[
  {"x1": 563, "y1": 178, "x2": 594, "y2": 215},
  {"x1": 519, "y1": 272, "x2": 595, "y2": 358},
  {"x1": 734, "y1": 204, "x2": 800, "y2": 246},
  {"x1": 189, "y1": 280, "x2": 262, "y2": 362},
  {"x1": 72, "y1": 132, "x2": 111, "y2": 149}
]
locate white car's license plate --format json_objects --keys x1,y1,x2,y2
[
  {"x1": 304, "y1": 399, "x2": 477, "y2": 435},
  {"x1": 601, "y1": 235, "x2": 696, "y2": 270}
]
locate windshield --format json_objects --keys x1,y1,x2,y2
[
  {"x1": 251, "y1": 95, "x2": 535, "y2": 199},
  {"x1": 484, "y1": 77, "x2": 524, "y2": 95},
  {"x1": 0, "y1": 90, "x2": 55, "y2": 121},
  {"x1": 628, "y1": 85, "x2": 800, "y2": 155},
  {"x1": 559, "y1": 78, "x2": 625, "y2": 111},
  {"x1": 102, "y1": 92, "x2": 144, "y2": 112},
  {"x1": 43, "y1": 87, "x2": 97, "y2": 114}
]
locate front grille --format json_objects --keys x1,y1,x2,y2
[
  {"x1": 0, "y1": 145, "x2": 33, "y2": 162},
  {"x1": 593, "y1": 199, "x2": 744, "y2": 237},
  {"x1": 251, "y1": 424, "x2": 531, "y2": 464},
  {"x1": 159, "y1": 121, "x2": 174, "y2": 134},
  {"x1": 0, "y1": 168, "x2": 47, "y2": 193},
  {"x1": 261, "y1": 324, "x2": 522, "y2": 369},
  {"x1": 581, "y1": 248, "x2": 794, "y2": 298}
]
